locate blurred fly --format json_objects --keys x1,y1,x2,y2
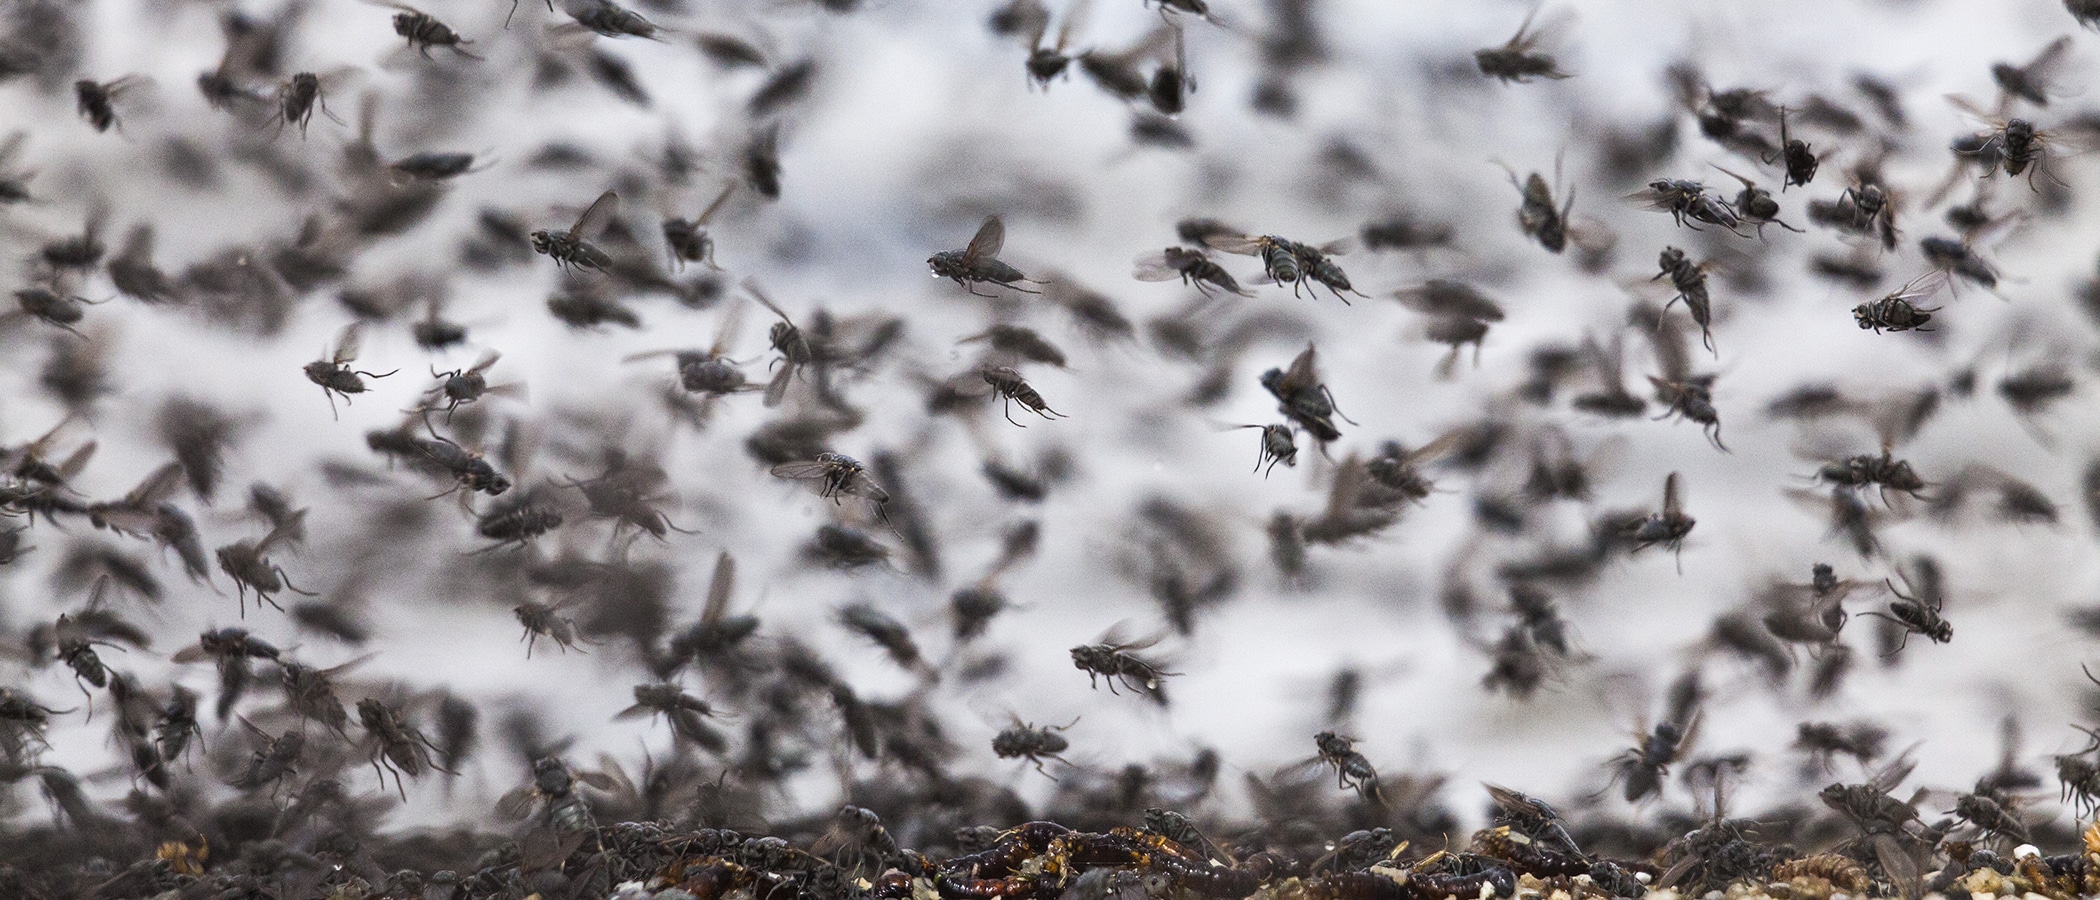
[
  {"x1": 1262, "y1": 344, "x2": 1352, "y2": 443},
  {"x1": 1625, "y1": 471, "x2": 1696, "y2": 570},
  {"x1": 75, "y1": 76, "x2": 146, "y2": 133},
  {"x1": 1475, "y1": 7, "x2": 1572, "y2": 83},
  {"x1": 1765, "y1": 106, "x2": 1821, "y2": 189},
  {"x1": 303, "y1": 323, "x2": 397, "y2": 419},
  {"x1": 771, "y1": 452, "x2": 891, "y2": 506},
  {"x1": 663, "y1": 184, "x2": 736, "y2": 271},
  {"x1": 1133, "y1": 246, "x2": 1253, "y2": 298},
  {"x1": 375, "y1": 2, "x2": 483, "y2": 59},
  {"x1": 1501, "y1": 159, "x2": 1575, "y2": 253}
]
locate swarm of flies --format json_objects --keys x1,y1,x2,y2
[{"x1": 2, "y1": 0, "x2": 2100, "y2": 889}]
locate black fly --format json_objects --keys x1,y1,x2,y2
[
  {"x1": 531, "y1": 190, "x2": 621, "y2": 273},
  {"x1": 930, "y1": 216, "x2": 1043, "y2": 296},
  {"x1": 304, "y1": 323, "x2": 398, "y2": 419},
  {"x1": 1475, "y1": 7, "x2": 1572, "y2": 83}
]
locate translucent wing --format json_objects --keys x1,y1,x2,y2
[
  {"x1": 315, "y1": 651, "x2": 378, "y2": 679},
  {"x1": 1882, "y1": 271, "x2": 1948, "y2": 304},
  {"x1": 1400, "y1": 429, "x2": 1468, "y2": 466},
  {"x1": 1505, "y1": 5, "x2": 1543, "y2": 45},
  {"x1": 495, "y1": 782, "x2": 539, "y2": 819},
  {"x1": 568, "y1": 190, "x2": 620, "y2": 240},
  {"x1": 764, "y1": 365, "x2": 793, "y2": 407},
  {"x1": 964, "y1": 215, "x2": 1005, "y2": 264},
  {"x1": 333, "y1": 323, "x2": 365, "y2": 364},
  {"x1": 1945, "y1": 93, "x2": 2002, "y2": 126},
  {"x1": 769, "y1": 460, "x2": 836, "y2": 480},
  {"x1": 1202, "y1": 234, "x2": 1265, "y2": 255},
  {"x1": 694, "y1": 183, "x2": 737, "y2": 226},
  {"x1": 1019, "y1": 0, "x2": 1051, "y2": 48},
  {"x1": 1132, "y1": 252, "x2": 1182, "y2": 282},
  {"x1": 1277, "y1": 344, "x2": 1320, "y2": 394},
  {"x1": 122, "y1": 462, "x2": 188, "y2": 508},
  {"x1": 467, "y1": 349, "x2": 503, "y2": 375},
  {"x1": 102, "y1": 74, "x2": 153, "y2": 97},
  {"x1": 838, "y1": 470, "x2": 890, "y2": 502},
  {"x1": 744, "y1": 277, "x2": 794, "y2": 325},
  {"x1": 56, "y1": 441, "x2": 96, "y2": 482},
  {"x1": 2019, "y1": 35, "x2": 2074, "y2": 81},
  {"x1": 707, "y1": 301, "x2": 744, "y2": 359},
  {"x1": 1662, "y1": 471, "x2": 1683, "y2": 517},
  {"x1": 1053, "y1": 0, "x2": 1093, "y2": 52},
  {"x1": 1313, "y1": 237, "x2": 1354, "y2": 256},
  {"x1": 702, "y1": 550, "x2": 736, "y2": 626}
]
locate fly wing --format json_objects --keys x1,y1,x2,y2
[
  {"x1": 1202, "y1": 234, "x2": 1264, "y2": 255},
  {"x1": 1582, "y1": 331, "x2": 1626, "y2": 386},
  {"x1": 1132, "y1": 252, "x2": 1182, "y2": 282},
  {"x1": 257, "y1": 510, "x2": 309, "y2": 555},
  {"x1": 1640, "y1": 301, "x2": 1692, "y2": 382},
  {"x1": 769, "y1": 460, "x2": 835, "y2": 480},
  {"x1": 468, "y1": 349, "x2": 503, "y2": 375},
  {"x1": 1279, "y1": 344, "x2": 1320, "y2": 394},
  {"x1": 569, "y1": 190, "x2": 620, "y2": 240},
  {"x1": 840, "y1": 469, "x2": 889, "y2": 503},
  {"x1": 1870, "y1": 745, "x2": 1920, "y2": 794},
  {"x1": 495, "y1": 781, "x2": 539, "y2": 819},
  {"x1": 316, "y1": 651, "x2": 379, "y2": 679},
  {"x1": 964, "y1": 215, "x2": 1006, "y2": 265},
  {"x1": 744, "y1": 277, "x2": 794, "y2": 325},
  {"x1": 702, "y1": 551, "x2": 735, "y2": 626},
  {"x1": 1313, "y1": 236, "x2": 1355, "y2": 256},
  {"x1": 1886, "y1": 271, "x2": 1947, "y2": 304},
  {"x1": 694, "y1": 183, "x2": 737, "y2": 226},
  {"x1": 1662, "y1": 471, "x2": 1683, "y2": 517},
  {"x1": 56, "y1": 440, "x2": 96, "y2": 482},
  {"x1": 123, "y1": 461, "x2": 188, "y2": 508},
  {"x1": 1400, "y1": 429, "x2": 1469, "y2": 467},
  {"x1": 1018, "y1": 0, "x2": 1051, "y2": 48},
  {"x1": 764, "y1": 364, "x2": 793, "y2": 407},
  {"x1": 2020, "y1": 35, "x2": 2074, "y2": 82},
  {"x1": 1504, "y1": 5, "x2": 1543, "y2": 44},
  {"x1": 708, "y1": 300, "x2": 745, "y2": 359},
  {"x1": 1945, "y1": 92, "x2": 2002, "y2": 126},
  {"x1": 1868, "y1": 833, "x2": 1922, "y2": 900},
  {"x1": 333, "y1": 322, "x2": 365, "y2": 365},
  {"x1": 1053, "y1": 0, "x2": 1093, "y2": 52}
]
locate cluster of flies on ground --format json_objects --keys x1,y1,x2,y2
[{"x1": 9, "y1": 0, "x2": 2100, "y2": 896}]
